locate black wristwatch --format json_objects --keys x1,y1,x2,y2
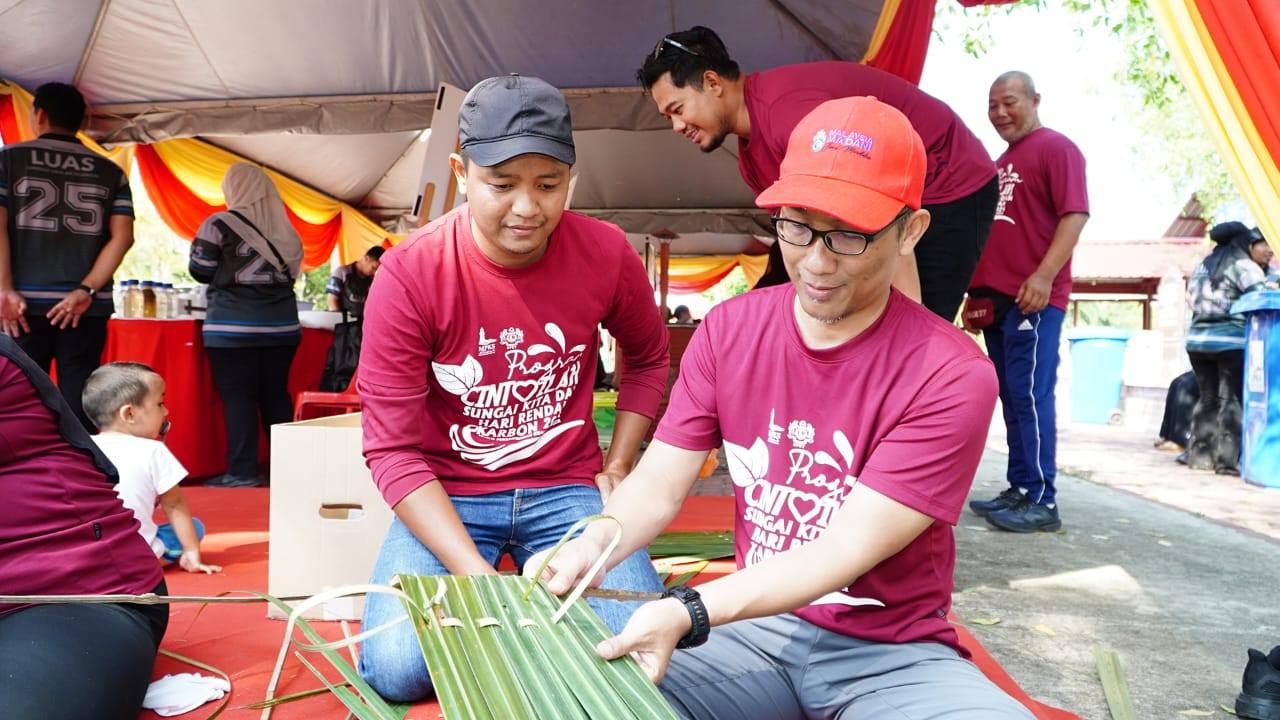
[
  {"x1": 663, "y1": 585, "x2": 710, "y2": 649},
  {"x1": 74, "y1": 283, "x2": 94, "y2": 296}
]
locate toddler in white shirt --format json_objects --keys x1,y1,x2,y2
[{"x1": 83, "y1": 362, "x2": 220, "y2": 573}]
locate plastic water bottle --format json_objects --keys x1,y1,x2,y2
[
  {"x1": 141, "y1": 281, "x2": 157, "y2": 318},
  {"x1": 124, "y1": 280, "x2": 144, "y2": 318},
  {"x1": 158, "y1": 283, "x2": 173, "y2": 319}
]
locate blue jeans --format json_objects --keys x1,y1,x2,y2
[
  {"x1": 156, "y1": 517, "x2": 205, "y2": 561},
  {"x1": 358, "y1": 484, "x2": 664, "y2": 703},
  {"x1": 983, "y1": 306, "x2": 1065, "y2": 506}
]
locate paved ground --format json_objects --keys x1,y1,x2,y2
[
  {"x1": 691, "y1": 421, "x2": 1280, "y2": 719},
  {"x1": 1049, "y1": 422, "x2": 1280, "y2": 542},
  {"x1": 958, "y1": 450, "x2": 1279, "y2": 719}
]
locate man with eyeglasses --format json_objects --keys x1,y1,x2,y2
[
  {"x1": 528, "y1": 97, "x2": 1031, "y2": 719},
  {"x1": 636, "y1": 26, "x2": 997, "y2": 324}
]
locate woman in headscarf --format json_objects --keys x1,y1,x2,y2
[
  {"x1": 189, "y1": 163, "x2": 304, "y2": 487},
  {"x1": 1182, "y1": 221, "x2": 1273, "y2": 475}
]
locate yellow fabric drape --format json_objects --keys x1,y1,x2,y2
[
  {"x1": 1149, "y1": 0, "x2": 1280, "y2": 250},
  {"x1": 861, "y1": 0, "x2": 905, "y2": 64},
  {"x1": 735, "y1": 253, "x2": 769, "y2": 288},
  {"x1": 0, "y1": 80, "x2": 134, "y2": 172},
  {"x1": 668, "y1": 254, "x2": 769, "y2": 290},
  {"x1": 151, "y1": 137, "x2": 394, "y2": 263}
]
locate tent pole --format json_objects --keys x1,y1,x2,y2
[
  {"x1": 74, "y1": 0, "x2": 113, "y2": 87},
  {"x1": 660, "y1": 240, "x2": 671, "y2": 320}
]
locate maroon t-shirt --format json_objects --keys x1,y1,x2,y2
[
  {"x1": 0, "y1": 347, "x2": 162, "y2": 616},
  {"x1": 738, "y1": 62, "x2": 995, "y2": 204},
  {"x1": 359, "y1": 205, "x2": 670, "y2": 508},
  {"x1": 655, "y1": 288, "x2": 998, "y2": 654},
  {"x1": 969, "y1": 127, "x2": 1090, "y2": 310}
]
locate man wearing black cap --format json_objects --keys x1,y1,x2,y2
[{"x1": 354, "y1": 74, "x2": 669, "y2": 702}]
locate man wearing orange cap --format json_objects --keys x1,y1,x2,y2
[{"x1": 529, "y1": 97, "x2": 1030, "y2": 718}]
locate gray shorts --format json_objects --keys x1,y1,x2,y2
[{"x1": 659, "y1": 613, "x2": 1034, "y2": 720}]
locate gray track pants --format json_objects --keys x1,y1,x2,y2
[{"x1": 659, "y1": 613, "x2": 1034, "y2": 719}]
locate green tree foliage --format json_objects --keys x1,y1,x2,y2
[
  {"x1": 1068, "y1": 299, "x2": 1144, "y2": 330},
  {"x1": 300, "y1": 262, "x2": 332, "y2": 309},
  {"x1": 934, "y1": 0, "x2": 1240, "y2": 221},
  {"x1": 700, "y1": 266, "x2": 751, "y2": 305},
  {"x1": 113, "y1": 169, "x2": 196, "y2": 287}
]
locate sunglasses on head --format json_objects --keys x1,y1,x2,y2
[{"x1": 652, "y1": 36, "x2": 704, "y2": 61}]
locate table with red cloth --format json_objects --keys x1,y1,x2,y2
[{"x1": 102, "y1": 318, "x2": 331, "y2": 478}]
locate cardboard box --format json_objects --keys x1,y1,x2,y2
[{"x1": 268, "y1": 413, "x2": 392, "y2": 620}]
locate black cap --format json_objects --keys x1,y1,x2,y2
[{"x1": 458, "y1": 74, "x2": 576, "y2": 167}]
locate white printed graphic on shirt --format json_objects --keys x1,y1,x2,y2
[
  {"x1": 724, "y1": 412, "x2": 884, "y2": 609},
  {"x1": 994, "y1": 162, "x2": 1023, "y2": 225},
  {"x1": 432, "y1": 322, "x2": 587, "y2": 470},
  {"x1": 477, "y1": 327, "x2": 496, "y2": 357}
]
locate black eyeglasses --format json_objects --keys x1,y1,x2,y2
[
  {"x1": 771, "y1": 208, "x2": 911, "y2": 256},
  {"x1": 652, "y1": 36, "x2": 703, "y2": 61}
]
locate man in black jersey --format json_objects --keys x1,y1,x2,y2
[{"x1": 0, "y1": 82, "x2": 135, "y2": 429}]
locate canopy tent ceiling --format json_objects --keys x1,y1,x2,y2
[{"x1": 0, "y1": 0, "x2": 925, "y2": 255}]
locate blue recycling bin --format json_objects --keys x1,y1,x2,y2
[
  {"x1": 1066, "y1": 328, "x2": 1133, "y2": 424},
  {"x1": 1232, "y1": 289, "x2": 1280, "y2": 488}
]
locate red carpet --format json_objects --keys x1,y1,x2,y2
[{"x1": 144, "y1": 489, "x2": 1077, "y2": 719}]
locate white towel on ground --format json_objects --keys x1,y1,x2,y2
[{"x1": 143, "y1": 672, "x2": 231, "y2": 716}]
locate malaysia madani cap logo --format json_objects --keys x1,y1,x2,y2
[{"x1": 811, "y1": 129, "x2": 827, "y2": 153}]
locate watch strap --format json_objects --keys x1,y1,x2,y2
[{"x1": 662, "y1": 585, "x2": 710, "y2": 649}]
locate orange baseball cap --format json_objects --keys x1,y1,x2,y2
[{"x1": 756, "y1": 96, "x2": 926, "y2": 233}]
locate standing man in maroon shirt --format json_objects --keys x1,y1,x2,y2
[
  {"x1": 637, "y1": 26, "x2": 997, "y2": 323},
  {"x1": 967, "y1": 71, "x2": 1089, "y2": 533}
]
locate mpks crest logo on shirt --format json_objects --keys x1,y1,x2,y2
[{"x1": 477, "y1": 327, "x2": 496, "y2": 357}]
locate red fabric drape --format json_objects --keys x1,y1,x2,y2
[
  {"x1": 134, "y1": 144, "x2": 225, "y2": 239},
  {"x1": 0, "y1": 95, "x2": 20, "y2": 145},
  {"x1": 1192, "y1": 0, "x2": 1280, "y2": 169},
  {"x1": 867, "y1": 0, "x2": 1019, "y2": 83},
  {"x1": 135, "y1": 144, "x2": 340, "y2": 270},
  {"x1": 866, "y1": 0, "x2": 938, "y2": 84},
  {"x1": 284, "y1": 205, "x2": 342, "y2": 270}
]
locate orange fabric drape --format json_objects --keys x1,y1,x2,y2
[
  {"x1": 1151, "y1": 0, "x2": 1280, "y2": 246},
  {"x1": 134, "y1": 144, "x2": 227, "y2": 238},
  {"x1": 5, "y1": 80, "x2": 389, "y2": 272},
  {"x1": 0, "y1": 88, "x2": 133, "y2": 171},
  {"x1": 669, "y1": 267, "x2": 736, "y2": 294},
  {"x1": 135, "y1": 144, "x2": 342, "y2": 271},
  {"x1": 1191, "y1": 0, "x2": 1280, "y2": 171}
]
